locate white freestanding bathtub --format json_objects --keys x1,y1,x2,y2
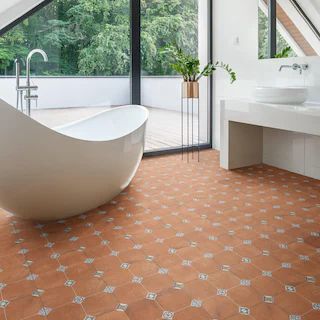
[{"x1": 0, "y1": 99, "x2": 148, "y2": 220}]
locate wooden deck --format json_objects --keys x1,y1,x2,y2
[{"x1": 32, "y1": 106, "x2": 203, "y2": 151}]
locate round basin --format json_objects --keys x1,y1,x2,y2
[{"x1": 254, "y1": 87, "x2": 308, "y2": 105}]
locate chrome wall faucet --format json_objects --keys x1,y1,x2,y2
[{"x1": 279, "y1": 63, "x2": 308, "y2": 74}]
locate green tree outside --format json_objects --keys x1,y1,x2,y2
[{"x1": 0, "y1": 0, "x2": 199, "y2": 76}]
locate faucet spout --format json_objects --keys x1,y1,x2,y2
[
  {"x1": 279, "y1": 65, "x2": 291, "y2": 72},
  {"x1": 25, "y1": 49, "x2": 48, "y2": 116},
  {"x1": 26, "y1": 49, "x2": 48, "y2": 81},
  {"x1": 27, "y1": 49, "x2": 48, "y2": 64}
]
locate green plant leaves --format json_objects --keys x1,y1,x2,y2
[
  {"x1": 214, "y1": 61, "x2": 237, "y2": 84},
  {"x1": 161, "y1": 44, "x2": 236, "y2": 83},
  {"x1": 275, "y1": 46, "x2": 292, "y2": 59}
]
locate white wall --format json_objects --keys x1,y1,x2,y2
[
  {"x1": 141, "y1": 77, "x2": 181, "y2": 111},
  {"x1": 0, "y1": 77, "x2": 130, "y2": 108},
  {"x1": 0, "y1": 0, "x2": 44, "y2": 31},
  {"x1": 213, "y1": 0, "x2": 320, "y2": 178},
  {"x1": 0, "y1": 76, "x2": 188, "y2": 111},
  {"x1": 213, "y1": 0, "x2": 259, "y2": 149}
]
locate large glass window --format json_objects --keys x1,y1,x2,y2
[
  {"x1": 0, "y1": 0, "x2": 131, "y2": 128},
  {"x1": 259, "y1": 2, "x2": 297, "y2": 59},
  {"x1": 0, "y1": 0, "x2": 130, "y2": 76},
  {"x1": 0, "y1": 0, "x2": 212, "y2": 152}
]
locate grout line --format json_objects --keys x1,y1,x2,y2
[
  {"x1": 30, "y1": 223, "x2": 88, "y2": 317},
  {"x1": 1, "y1": 152, "x2": 318, "y2": 320},
  {"x1": 12, "y1": 223, "x2": 48, "y2": 320},
  {"x1": 0, "y1": 239, "x2": 8, "y2": 320}
]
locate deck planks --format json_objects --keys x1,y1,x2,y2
[{"x1": 32, "y1": 106, "x2": 204, "y2": 151}]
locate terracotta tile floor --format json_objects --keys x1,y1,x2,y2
[{"x1": 0, "y1": 150, "x2": 319, "y2": 320}]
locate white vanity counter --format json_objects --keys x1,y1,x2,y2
[{"x1": 220, "y1": 100, "x2": 320, "y2": 179}]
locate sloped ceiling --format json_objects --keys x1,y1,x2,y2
[
  {"x1": 310, "y1": 0, "x2": 320, "y2": 12},
  {"x1": 0, "y1": 0, "x2": 46, "y2": 34},
  {"x1": 298, "y1": 0, "x2": 320, "y2": 32}
]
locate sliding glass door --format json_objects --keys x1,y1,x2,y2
[{"x1": 141, "y1": 0, "x2": 212, "y2": 152}]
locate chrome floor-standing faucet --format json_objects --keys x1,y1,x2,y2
[{"x1": 15, "y1": 49, "x2": 48, "y2": 116}]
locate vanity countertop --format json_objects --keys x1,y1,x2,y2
[{"x1": 221, "y1": 99, "x2": 320, "y2": 136}]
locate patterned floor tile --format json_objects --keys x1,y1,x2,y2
[
  {"x1": 276, "y1": 291, "x2": 312, "y2": 315},
  {"x1": 47, "y1": 303, "x2": 86, "y2": 320},
  {"x1": 4, "y1": 296, "x2": 42, "y2": 320},
  {"x1": 228, "y1": 285, "x2": 262, "y2": 307},
  {"x1": 96, "y1": 311, "x2": 130, "y2": 320},
  {"x1": 157, "y1": 287, "x2": 192, "y2": 311},
  {"x1": 250, "y1": 302, "x2": 289, "y2": 320},
  {"x1": 1, "y1": 279, "x2": 36, "y2": 300},
  {"x1": 113, "y1": 282, "x2": 147, "y2": 304},
  {"x1": 0, "y1": 150, "x2": 319, "y2": 319},
  {"x1": 82, "y1": 292, "x2": 119, "y2": 316},
  {"x1": 202, "y1": 295, "x2": 238, "y2": 319},
  {"x1": 184, "y1": 278, "x2": 216, "y2": 300},
  {"x1": 174, "y1": 306, "x2": 211, "y2": 320},
  {"x1": 142, "y1": 274, "x2": 173, "y2": 293},
  {"x1": 125, "y1": 299, "x2": 162, "y2": 320},
  {"x1": 41, "y1": 285, "x2": 75, "y2": 309}
]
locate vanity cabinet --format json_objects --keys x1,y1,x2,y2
[{"x1": 220, "y1": 100, "x2": 320, "y2": 180}]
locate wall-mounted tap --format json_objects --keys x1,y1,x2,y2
[{"x1": 279, "y1": 63, "x2": 308, "y2": 74}]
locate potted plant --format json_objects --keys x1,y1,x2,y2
[{"x1": 161, "y1": 44, "x2": 236, "y2": 98}]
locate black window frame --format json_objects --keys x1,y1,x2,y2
[{"x1": 268, "y1": 0, "x2": 277, "y2": 58}]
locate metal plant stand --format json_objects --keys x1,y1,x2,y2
[{"x1": 181, "y1": 81, "x2": 200, "y2": 162}]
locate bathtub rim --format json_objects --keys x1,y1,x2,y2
[
  {"x1": 54, "y1": 104, "x2": 149, "y2": 143},
  {"x1": 0, "y1": 99, "x2": 149, "y2": 144}
]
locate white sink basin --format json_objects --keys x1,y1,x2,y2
[{"x1": 254, "y1": 87, "x2": 308, "y2": 105}]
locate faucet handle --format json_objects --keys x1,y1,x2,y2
[
  {"x1": 293, "y1": 63, "x2": 309, "y2": 74},
  {"x1": 24, "y1": 95, "x2": 39, "y2": 111},
  {"x1": 24, "y1": 95, "x2": 39, "y2": 100},
  {"x1": 17, "y1": 85, "x2": 38, "y2": 91},
  {"x1": 292, "y1": 63, "x2": 299, "y2": 70}
]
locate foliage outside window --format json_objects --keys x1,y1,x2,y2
[
  {"x1": 0, "y1": 0, "x2": 199, "y2": 76},
  {"x1": 258, "y1": 8, "x2": 297, "y2": 59}
]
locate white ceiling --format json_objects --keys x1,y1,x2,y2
[
  {"x1": 0, "y1": 0, "x2": 23, "y2": 13},
  {"x1": 298, "y1": 0, "x2": 320, "y2": 32},
  {"x1": 0, "y1": 0, "x2": 44, "y2": 32},
  {"x1": 310, "y1": 0, "x2": 320, "y2": 13}
]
